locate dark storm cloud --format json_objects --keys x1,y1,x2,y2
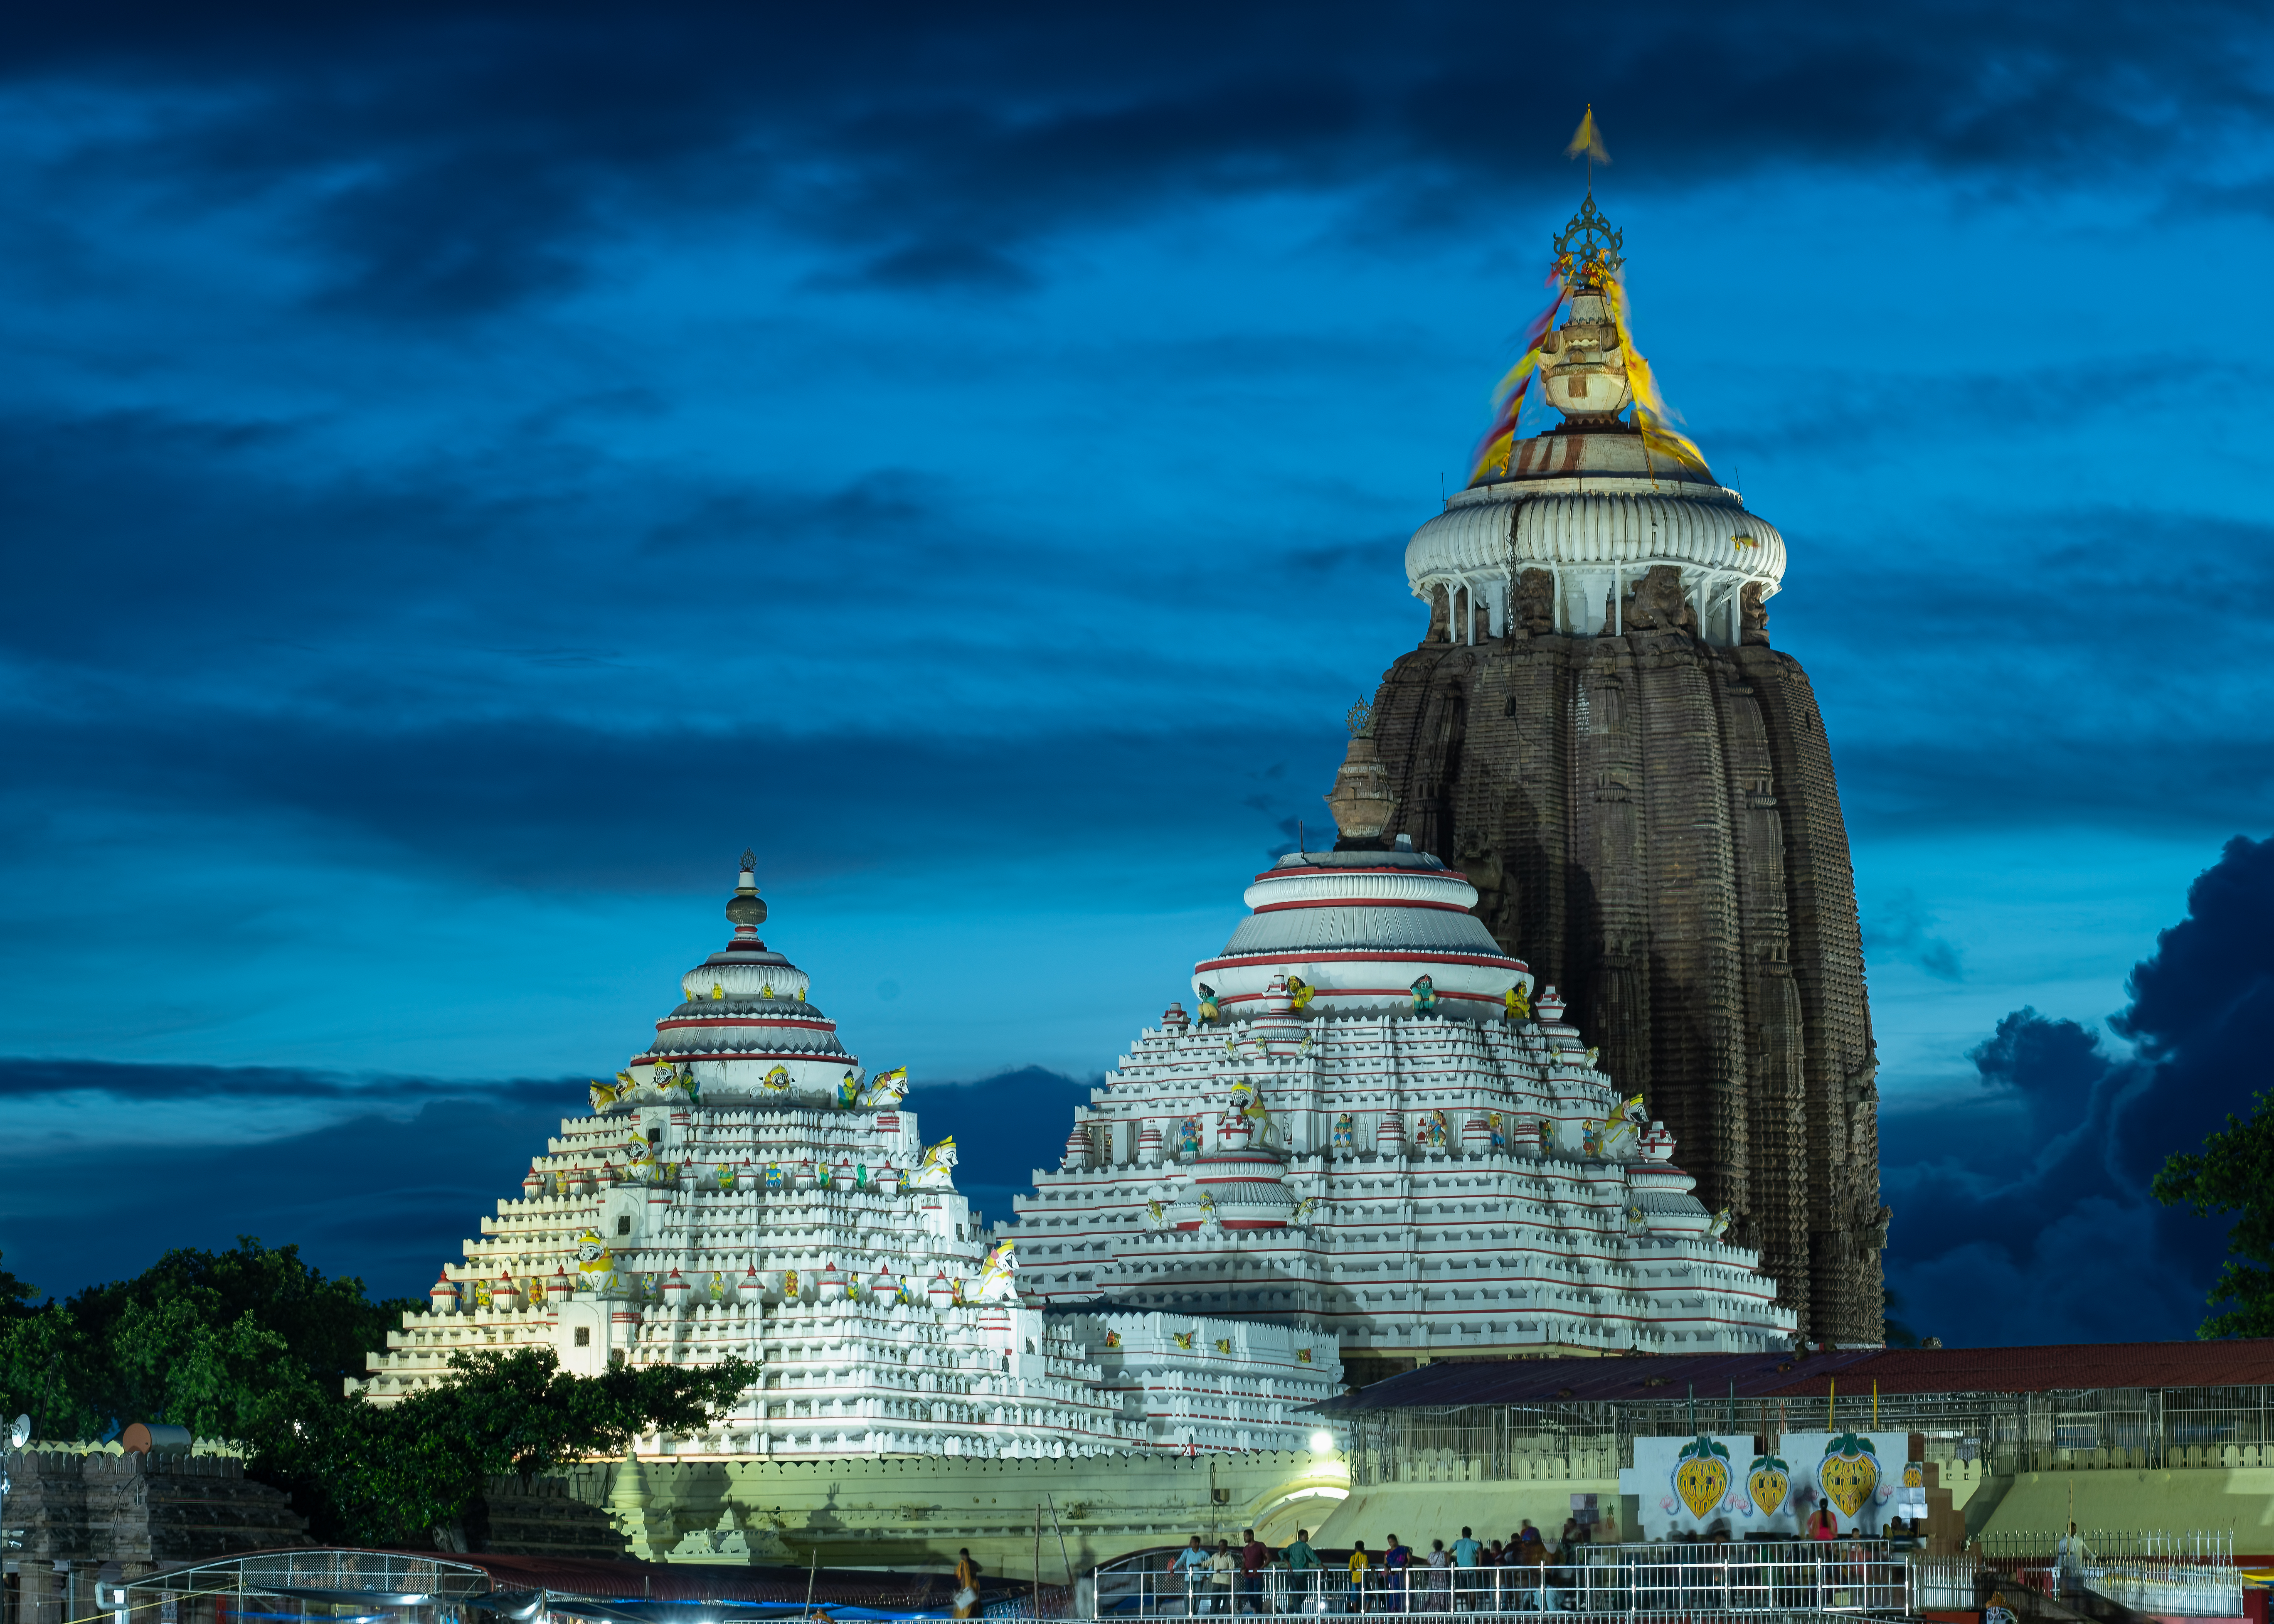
[
  {"x1": 1860, "y1": 890, "x2": 1964, "y2": 982},
  {"x1": 0, "y1": 705, "x2": 1345, "y2": 890},
  {"x1": 2, "y1": 0, "x2": 2262, "y2": 315},
  {"x1": 1779, "y1": 503, "x2": 2274, "y2": 840},
  {"x1": 1882, "y1": 834, "x2": 2274, "y2": 1343}
]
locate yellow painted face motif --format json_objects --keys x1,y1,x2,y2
[
  {"x1": 1673, "y1": 1435, "x2": 1731, "y2": 1519},
  {"x1": 1747, "y1": 1457, "x2": 1790, "y2": 1518},
  {"x1": 1817, "y1": 1434, "x2": 1880, "y2": 1518}
]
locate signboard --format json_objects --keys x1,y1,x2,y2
[{"x1": 1616, "y1": 1431, "x2": 1911, "y2": 1541}]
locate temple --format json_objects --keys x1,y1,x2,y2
[
  {"x1": 1323, "y1": 193, "x2": 1886, "y2": 1345},
  {"x1": 350, "y1": 856, "x2": 1340, "y2": 1457},
  {"x1": 1003, "y1": 840, "x2": 1795, "y2": 1377}
]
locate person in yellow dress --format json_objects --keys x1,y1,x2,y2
[
  {"x1": 953, "y1": 1548, "x2": 981, "y2": 1618},
  {"x1": 1347, "y1": 1541, "x2": 1372, "y2": 1613}
]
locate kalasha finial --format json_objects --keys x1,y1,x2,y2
[
  {"x1": 726, "y1": 854, "x2": 767, "y2": 940},
  {"x1": 1346, "y1": 698, "x2": 1375, "y2": 738}
]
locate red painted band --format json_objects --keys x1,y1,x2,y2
[
  {"x1": 655, "y1": 1017, "x2": 837, "y2": 1033},
  {"x1": 1253, "y1": 866, "x2": 1473, "y2": 885},
  {"x1": 1248, "y1": 897, "x2": 1473, "y2": 915},
  {"x1": 1193, "y1": 949, "x2": 1524, "y2": 972}
]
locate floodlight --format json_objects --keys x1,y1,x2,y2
[{"x1": 1310, "y1": 1430, "x2": 1335, "y2": 1453}]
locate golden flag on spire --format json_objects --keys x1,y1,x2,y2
[{"x1": 1565, "y1": 106, "x2": 1611, "y2": 165}]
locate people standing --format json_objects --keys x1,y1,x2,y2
[
  {"x1": 1173, "y1": 1536, "x2": 1211, "y2": 1614},
  {"x1": 1241, "y1": 1528, "x2": 1270, "y2": 1614},
  {"x1": 2057, "y1": 1522, "x2": 2090, "y2": 1599},
  {"x1": 1209, "y1": 1540, "x2": 1238, "y2": 1612},
  {"x1": 1284, "y1": 1529, "x2": 1319, "y2": 1612},
  {"x1": 1348, "y1": 1541, "x2": 1372, "y2": 1614},
  {"x1": 1451, "y1": 1527, "x2": 1481, "y2": 1611},
  {"x1": 953, "y1": 1549, "x2": 982, "y2": 1620},
  {"x1": 1426, "y1": 1539, "x2": 1451, "y2": 1610},
  {"x1": 1382, "y1": 1535, "x2": 1411, "y2": 1613}
]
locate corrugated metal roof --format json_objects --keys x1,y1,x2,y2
[
  {"x1": 1316, "y1": 1350, "x2": 1881, "y2": 1411},
  {"x1": 1317, "y1": 1341, "x2": 2274, "y2": 1412}
]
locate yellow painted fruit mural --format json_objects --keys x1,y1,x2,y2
[
  {"x1": 1902, "y1": 1460, "x2": 1924, "y2": 1490},
  {"x1": 1747, "y1": 1454, "x2": 1790, "y2": 1518},
  {"x1": 1817, "y1": 1432, "x2": 1880, "y2": 1519},
  {"x1": 1673, "y1": 1435, "x2": 1732, "y2": 1519}
]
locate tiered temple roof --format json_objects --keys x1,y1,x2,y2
[{"x1": 1002, "y1": 843, "x2": 1796, "y2": 1361}]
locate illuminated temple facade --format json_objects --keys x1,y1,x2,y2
[
  {"x1": 1003, "y1": 843, "x2": 1796, "y2": 1367},
  {"x1": 350, "y1": 859, "x2": 1339, "y2": 1457}
]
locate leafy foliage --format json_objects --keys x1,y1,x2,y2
[
  {"x1": 0, "y1": 1238, "x2": 409, "y2": 1442},
  {"x1": 0, "y1": 1238, "x2": 756, "y2": 1548},
  {"x1": 269, "y1": 1347, "x2": 756, "y2": 1546},
  {"x1": 0, "y1": 1250, "x2": 39, "y2": 1321},
  {"x1": 2152, "y1": 1090, "x2": 2274, "y2": 1338}
]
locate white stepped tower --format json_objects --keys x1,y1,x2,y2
[
  {"x1": 1002, "y1": 844, "x2": 1797, "y2": 1360},
  {"x1": 352, "y1": 856, "x2": 1342, "y2": 1458}
]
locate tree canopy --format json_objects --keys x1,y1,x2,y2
[
  {"x1": 0, "y1": 1238, "x2": 756, "y2": 1547},
  {"x1": 2153, "y1": 1090, "x2": 2274, "y2": 1338}
]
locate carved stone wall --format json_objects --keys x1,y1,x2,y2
[{"x1": 1343, "y1": 620, "x2": 1882, "y2": 1345}]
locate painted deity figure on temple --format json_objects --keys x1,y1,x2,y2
[
  {"x1": 1504, "y1": 983, "x2": 1530, "y2": 1021},
  {"x1": 1178, "y1": 1115, "x2": 1203, "y2": 1157},
  {"x1": 1421, "y1": 1109, "x2": 1449, "y2": 1149},
  {"x1": 1410, "y1": 975, "x2": 1437, "y2": 1015},
  {"x1": 1196, "y1": 983, "x2": 1224, "y2": 1023},
  {"x1": 1222, "y1": 1080, "x2": 1274, "y2": 1146},
  {"x1": 1332, "y1": 1112, "x2": 1355, "y2": 1153},
  {"x1": 1488, "y1": 1111, "x2": 1506, "y2": 1152}
]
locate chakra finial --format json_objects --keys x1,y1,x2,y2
[
  {"x1": 740, "y1": 848, "x2": 756, "y2": 873},
  {"x1": 1345, "y1": 698, "x2": 1375, "y2": 738},
  {"x1": 1552, "y1": 194, "x2": 1624, "y2": 293}
]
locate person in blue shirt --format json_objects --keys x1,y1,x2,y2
[
  {"x1": 1171, "y1": 1537, "x2": 1210, "y2": 1613},
  {"x1": 1451, "y1": 1527, "x2": 1482, "y2": 1609}
]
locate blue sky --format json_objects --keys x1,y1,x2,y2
[{"x1": 3, "y1": 1, "x2": 2272, "y2": 1346}]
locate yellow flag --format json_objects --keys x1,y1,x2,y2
[{"x1": 1565, "y1": 106, "x2": 1610, "y2": 165}]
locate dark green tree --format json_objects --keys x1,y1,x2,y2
[
  {"x1": 0, "y1": 1250, "x2": 39, "y2": 1320},
  {"x1": 0, "y1": 1237, "x2": 411, "y2": 1441},
  {"x1": 2152, "y1": 1090, "x2": 2274, "y2": 1338},
  {"x1": 266, "y1": 1346, "x2": 758, "y2": 1548}
]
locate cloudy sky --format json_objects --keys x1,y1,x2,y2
[{"x1": 3, "y1": 0, "x2": 2271, "y2": 1346}]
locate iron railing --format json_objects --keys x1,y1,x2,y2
[
  {"x1": 1339, "y1": 1387, "x2": 2274, "y2": 1486},
  {"x1": 1973, "y1": 1530, "x2": 2242, "y2": 1619},
  {"x1": 1091, "y1": 1543, "x2": 1909, "y2": 1618}
]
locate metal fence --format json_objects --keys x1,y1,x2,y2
[
  {"x1": 1973, "y1": 1530, "x2": 2243, "y2": 1619},
  {"x1": 1340, "y1": 1387, "x2": 2274, "y2": 1486},
  {"x1": 1092, "y1": 1543, "x2": 1909, "y2": 1619}
]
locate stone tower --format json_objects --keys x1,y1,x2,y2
[{"x1": 1324, "y1": 194, "x2": 1887, "y2": 1346}]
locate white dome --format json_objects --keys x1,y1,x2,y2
[
  {"x1": 1407, "y1": 486, "x2": 1786, "y2": 584},
  {"x1": 1195, "y1": 848, "x2": 1526, "y2": 1020}
]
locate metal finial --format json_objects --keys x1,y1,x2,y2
[
  {"x1": 1552, "y1": 193, "x2": 1624, "y2": 290},
  {"x1": 739, "y1": 848, "x2": 756, "y2": 873},
  {"x1": 1345, "y1": 698, "x2": 1375, "y2": 738}
]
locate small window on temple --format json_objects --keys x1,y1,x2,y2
[
  {"x1": 574, "y1": 1327, "x2": 591, "y2": 1347},
  {"x1": 647, "y1": 1128, "x2": 662, "y2": 1145},
  {"x1": 616, "y1": 1215, "x2": 632, "y2": 1236}
]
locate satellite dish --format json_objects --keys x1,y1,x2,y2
[{"x1": 7, "y1": 1414, "x2": 28, "y2": 1449}]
